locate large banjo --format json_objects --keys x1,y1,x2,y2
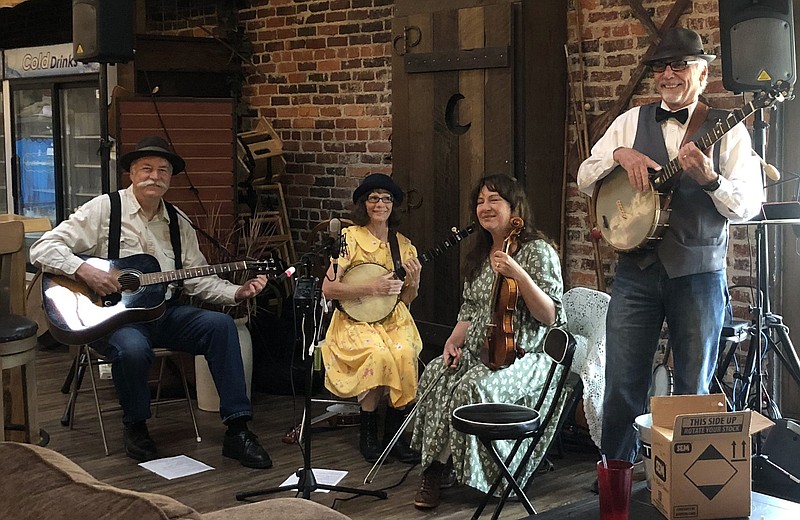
[
  {"x1": 337, "y1": 224, "x2": 475, "y2": 323},
  {"x1": 593, "y1": 82, "x2": 790, "y2": 252}
]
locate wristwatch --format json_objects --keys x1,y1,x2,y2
[{"x1": 702, "y1": 174, "x2": 721, "y2": 192}]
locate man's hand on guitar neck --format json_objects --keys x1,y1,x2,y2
[
  {"x1": 76, "y1": 262, "x2": 121, "y2": 297},
  {"x1": 234, "y1": 275, "x2": 268, "y2": 302},
  {"x1": 613, "y1": 147, "x2": 662, "y2": 192}
]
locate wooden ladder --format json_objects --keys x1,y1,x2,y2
[{"x1": 240, "y1": 183, "x2": 295, "y2": 268}]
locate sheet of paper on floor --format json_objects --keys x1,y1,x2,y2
[
  {"x1": 139, "y1": 455, "x2": 214, "y2": 480},
  {"x1": 279, "y1": 468, "x2": 348, "y2": 492}
]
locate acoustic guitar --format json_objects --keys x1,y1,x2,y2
[
  {"x1": 592, "y1": 81, "x2": 790, "y2": 252},
  {"x1": 336, "y1": 224, "x2": 475, "y2": 323},
  {"x1": 42, "y1": 253, "x2": 277, "y2": 345}
]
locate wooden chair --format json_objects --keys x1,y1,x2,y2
[
  {"x1": 62, "y1": 345, "x2": 201, "y2": 455},
  {"x1": 451, "y1": 329, "x2": 577, "y2": 519},
  {"x1": 0, "y1": 221, "x2": 40, "y2": 444}
]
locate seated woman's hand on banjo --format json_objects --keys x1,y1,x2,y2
[{"x1": 374, "y1": 272, "x2": 404, "y2": 296}]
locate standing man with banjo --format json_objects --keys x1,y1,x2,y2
[
  {"x1": 577, "y1": 28, "x2": 763, "y2": 464},
  {"x1": 320, "y1": 173, "x2": 423, "y2": 465}
]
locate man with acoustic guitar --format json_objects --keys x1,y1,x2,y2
[
  {"x1": 30, "y1": 136, "x2": 272, "y2": 468},
  {"x1": 577, "y1": 28, "x2": 763, "y2": 467}
]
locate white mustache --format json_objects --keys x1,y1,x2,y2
[{"x1": 136, "y1": 180, "x2": 168, "y2": 190}]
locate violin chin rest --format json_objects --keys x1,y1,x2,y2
[{"x1": 543, "y1": 327, "x2": 575, "y2": 364}]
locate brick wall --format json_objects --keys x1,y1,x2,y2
[
  {"x1": 238, "y1": 0, "x2": 394, "y2": 245},
  {"x1": 565, "y1": 0, "x2": 758, "y2": 320},
  {"x1": 139, "y1": 0, "x2": 758, "y2": 319}
]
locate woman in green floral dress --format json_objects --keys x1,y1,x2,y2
[{"x1": 410, "y1": 175, "x2": 567, "y2": 509}]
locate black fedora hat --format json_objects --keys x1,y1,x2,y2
[
  {"x1": 120, "y1": 136, "x2": 186, "y2": 175},
  {"x1": 352, "y1": 173, "x2": 404, "y2": 204},
  {"x1": 645, "y1": 27, "x2": 716, "y2": 64}
]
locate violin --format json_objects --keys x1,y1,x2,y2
[{"x1": 480, "y1": 216, "x2": 525, "y2": 371}]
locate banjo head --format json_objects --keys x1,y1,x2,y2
[
  {"x1": 594, "y1": 166, "x2": 666, "y2": 252},
  {"x1": 337, "y1": 262, "x2": 399, "y2": 323}
]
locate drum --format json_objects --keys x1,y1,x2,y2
[{"x1": 651, "y1": 363, "x2": 674, "y2": 397}]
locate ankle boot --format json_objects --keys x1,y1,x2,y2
[
  {"x1": 359, "y1": 410, "x2": 380, "y2": 463},
  {"x1": 414, "y1": 461, "x2": 444, "y2": 508},
  {"x1": 384, "y1": 406, "x2": 421, "y2": 464}
]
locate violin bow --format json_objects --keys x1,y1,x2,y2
[{"x1": 364, "y1": 368, "x2": 448, "y2": 484}]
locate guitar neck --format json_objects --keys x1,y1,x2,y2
[
  {"x1": 652, "y1": 101, "x2": 756, "y2": 189},
  {"x1": 138, "y1": 261, "x2": 250, "y2": 286}
]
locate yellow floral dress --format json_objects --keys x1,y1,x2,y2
[{"x1": 321, "y1": 225, "x2": 423, "y2": 409}]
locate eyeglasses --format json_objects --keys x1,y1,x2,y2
[
  {"x1": 366, "y1": 195, "x2": 394, "y2": 204},
  {"x1": 650, "y1": 60, "x2": 699, "y2": 73}
]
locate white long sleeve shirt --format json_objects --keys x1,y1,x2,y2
[
  {"x1": 30, "y1": 186, "x2": 240, "y2": 306},
  {"x1": 577, "y1": 101, "x2": 764, "y2": 223}
]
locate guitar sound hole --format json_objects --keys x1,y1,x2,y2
[{"x1": 117, "y1": 272, "x2": 142, "y2": 293}]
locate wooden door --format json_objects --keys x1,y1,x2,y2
[{"x1": 392, "y1": 1, "x2": 519, "y2": 347}]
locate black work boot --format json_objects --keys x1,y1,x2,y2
[
  {"x1": 359, "y1": 409, "x2": 381, "y2": 463},
  {"x1": 384, "y1": 406, "x2": 421, "y2": 464},
  {"x1": 123, "y1": 421, "x2": 158, "y2": 462}
]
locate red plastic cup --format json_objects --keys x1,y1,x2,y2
[{"x1": 597, "y1": 459, "x2": 634, "y2": 520}]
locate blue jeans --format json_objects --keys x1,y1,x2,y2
[
  {"x1": 94, "y1": 305, "x2": 252, "y2": 425},
  {"x1": 601, "y1": 256, "x2": 728, "y2": 462}
]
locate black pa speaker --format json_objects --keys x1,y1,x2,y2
[
  {"x1": 753, "y1": 418, "x2": 800, "y2": 503},
  {"x1": 72, "y1": 0, "x2": 134, "y2": 64},
  {"x1": 720, "y1": 0, "x2": 796, "y2": 92}
]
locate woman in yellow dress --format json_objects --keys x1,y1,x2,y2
[{"x1": 321, "y1": 173, "x2": 423, "y2": 463}]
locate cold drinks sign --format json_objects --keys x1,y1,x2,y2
[{"x1": 3, "y1": 43, "x2": 99, "y2": 78}]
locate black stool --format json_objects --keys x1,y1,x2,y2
[
  {"x1": 451, "y1": 327, "x2": 578, "y2": 519},
  {"x1": 452, "y1": 403, "x2": 540, "y2": 518}
]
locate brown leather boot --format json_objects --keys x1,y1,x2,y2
[{"x1": 414, "y1": 461, "x2": 444, "y2": 508}]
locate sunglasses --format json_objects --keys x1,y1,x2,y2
[{"x1": 650, "y1": 60, "x2": 700, "y2": 73}]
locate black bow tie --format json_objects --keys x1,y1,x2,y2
[{"x1": 655, "y1": 107, "x2": 689, "y2": 124}]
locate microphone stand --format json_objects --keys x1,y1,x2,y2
[
  {"x1": 235, "y1": 240, "x2": 387, "y2": 502},
  {"x1": 747, "y1": 108, "x2": 800, "y2": 497}
]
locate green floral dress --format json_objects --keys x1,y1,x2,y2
[{"x1": 410, "y1": 239, "x2": 567, "y2": 493}]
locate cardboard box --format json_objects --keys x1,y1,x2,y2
[{"x1": 649, "y1": 394, "x2": 773, "y2": 520}]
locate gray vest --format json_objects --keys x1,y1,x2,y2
[{"x1": 624, "y1": 103, "x2": 728, "y2": 279}]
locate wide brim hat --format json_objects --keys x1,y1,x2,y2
[
  {"x1": 352, "y1": 173, "x2": 404, "y2": 204},
  {"x1": 120, "y1": 136, "x2": 186, "y2": 175},
  {"x1": 644, "y1": 27, "x2": 716, "y2": 64}
]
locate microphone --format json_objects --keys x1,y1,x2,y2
[
  {"x1": 329, "y1": 218, "x2": 342, "y2": 276},
  {"x1": 754, "y1": 152, "x2": 781, "y2": 181}
]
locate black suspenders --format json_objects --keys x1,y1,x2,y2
[{"x1": 107, "y1": 191, "x2": 183, "y2": 272}]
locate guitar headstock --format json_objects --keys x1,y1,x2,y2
[
  {"x1": 753, "y1": 80, "x2": 794, "y2": 110},
  {"x1": 246, "y1": 257, "x2": 280, "y2": 276}
]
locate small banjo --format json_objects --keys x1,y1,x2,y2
[
  {"x1": 593, "y1": 82, "x2": 790, "y2": 252},
  {"x1": 336, "y1": 224, "x2": 475, "y2": 323}
]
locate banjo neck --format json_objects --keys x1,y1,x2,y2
[{"x1": 651, "y1": 100, "x2": 759, "y2": 191}]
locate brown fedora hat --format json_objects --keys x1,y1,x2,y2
[
  {"x1": 645, "y1": 27, "x2": 716, "y2": 64},
  {"x1": 120, "y1": 136, "x2": 186, "y2": 175}
]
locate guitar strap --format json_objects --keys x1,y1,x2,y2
[
  {"x1": 663, "y1": 102, "x2": 711, "y2": 208},
  {"x1": 107, "y1": 190, "x2": 183, "y2": 274},
  {"x1": 387, "y1": 228, "x2": 404, "y2": 280},
  {"x1": 681, "y1": 102, "x2": 710, "y2": 148}
]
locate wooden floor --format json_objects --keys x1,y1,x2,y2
[{"x1": 29, "y1": 344, "x2": 642, "y2": 519}]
